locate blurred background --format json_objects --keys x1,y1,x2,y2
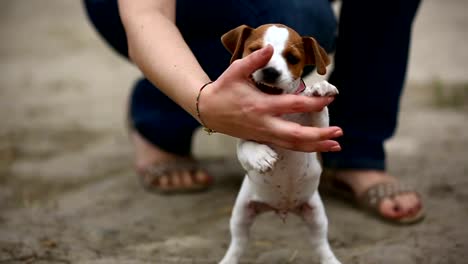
[{"x1": 0, "y1": 0, "x2": 467, "y2": 263}]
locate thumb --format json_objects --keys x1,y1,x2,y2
[{"x1": 235, "y1": 45, "x2": 273, "y2": 77}]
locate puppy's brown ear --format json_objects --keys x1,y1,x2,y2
[
  {"x1": 221, "y1": 25, "x2": 253, "y2": 64},
  {"x1": 302, "y1": 37, "x2": 330, "y2": 75}
]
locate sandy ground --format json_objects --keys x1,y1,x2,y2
[{"x1": 1, "y1": 0, "x2": 467, "y2": 263}]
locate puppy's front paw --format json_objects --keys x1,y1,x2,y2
[
  {"x1": 245, "y1": 145, "x2": 279, "y2": 173},
  {"x1": 304, "y1": 80, "x2": 339, "y2": 97}
]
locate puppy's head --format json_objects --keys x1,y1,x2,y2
[{"x1": 221, "y1": 24, "x2": 330, "y2": 94}]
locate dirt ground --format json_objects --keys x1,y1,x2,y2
[{"x1": 1, "y1": 0, "x2": 467, "y2": 263}]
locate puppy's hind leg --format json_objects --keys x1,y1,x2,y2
[
  {"x1": 298, "y1": 192, "x2": 341, "y2": 264},
  {"x1": 219, "y1": 178, "x2": 257, "y2": 264}
]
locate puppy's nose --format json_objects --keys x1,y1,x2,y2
[{"x1": 262, "y1": 67, "x2": 281, "y2": 83}]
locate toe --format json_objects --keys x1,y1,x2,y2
[
  {"x1": 159, "y1": 174, "x2": 170, "y2": 190},
  {"x1": 379, "y1": 193, "x2": 422, "y2": 220},
  {"x1": 170, "y1": 171, "x2": 182, "y2": 188},
  {"x1": 181, "y1": 171, "x2": 194, "y2": 187},
  {"x1": 395, "y1": 193, "x2": 422, "y2": 216},
  {"x1": 194, "y1": 169, "x2": 211, "y2": 184},
  {"x1": 138, "y1": 161, "x2": 212, "y2": 193},
  {"x1": 379, "y1": 198, "x2": 405, "y2": 219}
]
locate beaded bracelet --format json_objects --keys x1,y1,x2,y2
[{"x1": 195, "y1": 81, "x2": 217, "y2": 135}]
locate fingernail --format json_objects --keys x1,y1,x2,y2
[
  {"x1": 327, "y1": 97, "x2": 334, "y2": 103},
  {"x1": 333, "y1": 129, "x2": 343, "y2": 137},
  {"x1": 330, "y1": 145, "x2": 341, "y2": 152}
]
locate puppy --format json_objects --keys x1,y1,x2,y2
[{"x1": 219, "y1": 24, "x2": 341, "y2": 264}]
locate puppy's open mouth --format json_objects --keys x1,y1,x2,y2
[{"x1": 251, "y1": 78, "x2": 283, "y2": 95}]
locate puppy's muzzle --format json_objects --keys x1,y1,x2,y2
[
  {"x1": 253, "y1": 67, "x2": 284, "y2": 95},
  {"x1": 261, "y1": 67, "x2": 281, "y2": 83}
]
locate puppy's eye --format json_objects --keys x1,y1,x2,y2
[{"x1": 286, "y1": 52, "x2": 300, "y2": 65}]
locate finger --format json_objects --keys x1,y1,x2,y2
[
  {"x1": 305, "y1": 140, "x2": 342, "y2": 152},
  {"x1": 231, "y1": 45, "x2": 273, "y2": 77},
  {"x1": 268, "y1": 117, "x2": 343, "y2": 143},
  {"x1": 264, "y1": 94, "x2": 335, "y2": 114},
  {"x1": 275, "y1": 139, "x2": 341, "y2": 152}
]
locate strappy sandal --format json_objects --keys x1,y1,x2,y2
[
  {"x1": 320, "y1": 170, "x2": 425, "y2": 224},
  {"x1": 139, "y1": 159, "x2": 214, "y2": 194}
]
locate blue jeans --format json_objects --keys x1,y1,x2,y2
[{"x1": 83, "y1": 0, "x2": 420, "y2": 171}]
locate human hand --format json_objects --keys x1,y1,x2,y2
[{"x1": 197, "y1": 45, "x2": 342, "y2": 152}]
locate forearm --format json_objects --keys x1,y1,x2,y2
[
  {"x1": 118, "y1": 0, "x2": 210, "y2": 119},
  {"x1": 117, "y1": 0, "x2": 342, "y2": 152}
]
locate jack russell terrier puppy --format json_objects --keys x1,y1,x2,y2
[{"x1": 219, "y1": 24, "x2": 341, "y2": 264}]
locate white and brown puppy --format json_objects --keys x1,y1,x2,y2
[{"x1": 219, "y1": 24, "x2": 341, "y2": 264}]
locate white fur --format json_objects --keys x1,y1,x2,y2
[
  {"x1": 220, "y1": 31, "x2": 341, "y2": 264},
  {"x1": 251, "y1": 26, "x2": 296, "y2": 91}
]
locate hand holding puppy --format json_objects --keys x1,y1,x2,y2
[{"x1": 197, "y1": 45, "x2": 342, "y2": 153}]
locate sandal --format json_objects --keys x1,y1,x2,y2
[
  {"x1": 320, "y1": 170, "x2": 425, "y2": 224},
  {"x1": 139, "y1": 159, "x2": 214, "y2": 194}
]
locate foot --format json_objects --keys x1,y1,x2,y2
[
  {"x1": 333, "y1": 170, "x2": 423, "y2": 221},
  {"x1": 131, "y1": 130, "x2": 212, "y2": 193}
]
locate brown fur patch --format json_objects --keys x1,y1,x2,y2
[{"x1": 221, "y1": 24, "x2": 330, "y2": 75}]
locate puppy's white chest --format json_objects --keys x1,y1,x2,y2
[{"x1": 248, "y1": 149, "x2": 322, "y2": 211}]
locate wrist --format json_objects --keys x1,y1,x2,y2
[{"x1": 195, "y1": 81, "x2": 217, "y2": 134}]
